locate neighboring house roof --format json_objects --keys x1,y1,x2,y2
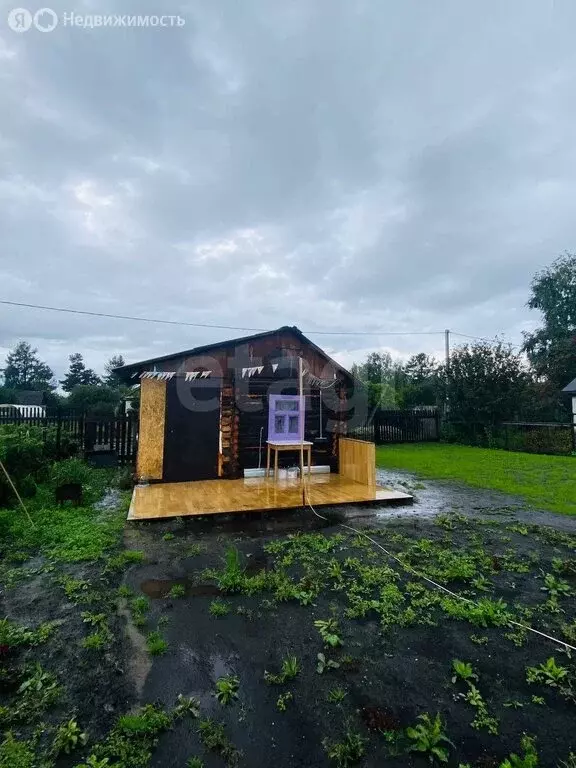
[
  {"x1": 562, "y1": 377, "x2": 576, "y2": 394},
  {"x1": 11, "y1": 390, "x2": 46, "y2": 406},
  {"x1": 115, "y1": 325, "x2": 353, "y2": 382}
]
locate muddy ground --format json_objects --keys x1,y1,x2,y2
[{"x1": 2, "y1": 474, "x2": 576, "y2": 766}]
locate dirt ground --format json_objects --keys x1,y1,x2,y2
[{"x1": 2, "y1": 474, "x2": 576, "y2": 766}]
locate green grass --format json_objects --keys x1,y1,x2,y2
[{"x1": 377, "y1": 443, "x2": 576, "y2": 516}]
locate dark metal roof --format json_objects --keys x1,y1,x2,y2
[
  {"x1": 114, "y1": 325, "x2": 353, "y2": 382},
  {"x1": 562, "y1": 377, "x2": 576, "y2": 394},
  {"x1": 15, "y1": 390, "x2": 45, "y2": 406}
]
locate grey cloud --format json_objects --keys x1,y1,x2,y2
[{"x1": 1, "y1": 0, "x2": 576, "y2": 379}]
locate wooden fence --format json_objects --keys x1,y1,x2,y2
[
  {"x1": 347, "y1": 407, "x2": 440, "y2": 444},
  {"x1": 0, "y1": 408, "x2": 138, "y2": 465}
]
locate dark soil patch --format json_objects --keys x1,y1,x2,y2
[{"x1": 362, "y1": 705, "x2": 402, "y2": 732}]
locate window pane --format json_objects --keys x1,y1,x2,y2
[
  {"x1": 274, "y1": 415, "x2": 285, "y2": 433},
  {"x1": 288, "y1": 415, "x2": 299, "y2": 433},
  {"x1": 276, "y1": 400, "x2": 299, "y2": 411}
]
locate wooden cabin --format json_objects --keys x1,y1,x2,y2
[{"x1": 116, "y1": 326, "x2": 411, "y2": 519}]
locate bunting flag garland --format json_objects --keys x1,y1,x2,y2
[
  {"x1": 241, "y1": 365, "x2": 265, "y2": 378},
  {"x1": 139, "y1": 370, "x2": 213, "y2": 381},
  {"x1": 271, "y1": 363, "x2": 278, "y2": 373},
  {"x1": 305, "y1": 370, "x2": 338, "y2": 389}
]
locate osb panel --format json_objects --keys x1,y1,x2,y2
[
  {"x1": 137, "y1": 378, "x2": 166, "y2": 480},
  {"x1": 339, "y1": 437, "x2": 376, "y2": 487}
]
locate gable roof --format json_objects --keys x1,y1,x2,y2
[
  {"x1": 562, "y1": 377, "x2": 576, "y2": 394},
  {"x1": 14, "y1": 390, "x2": 45, "y2": 406},
  {"x1": 115, "y1": 325, "x2": 353, "y2": 382}
]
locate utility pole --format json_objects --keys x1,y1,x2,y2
[{"x1": 444, "y1": 329, "x2": 450, "y2": 415}]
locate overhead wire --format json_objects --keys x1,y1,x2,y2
[{"x1": 0, "y1": 298, "x2": 522, "y2": 345}]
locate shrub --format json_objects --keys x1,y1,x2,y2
[
  {"x1": 50, "y1": 458, "x2": 93, "y2": 487},
  {"x1": 0, "y1": 425, "x2": 45, "y2": 504}
]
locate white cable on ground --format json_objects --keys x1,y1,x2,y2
[{"x1": 302, "y1": 481, "x2": 575, "y2": 653}]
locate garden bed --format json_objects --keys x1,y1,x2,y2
[{"x1": 1, "y1": 467, "x2": 576, "y2": 766}]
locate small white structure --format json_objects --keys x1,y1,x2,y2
[{"x1": 0, "y1": 403, "x2": 46, "y2": 418}]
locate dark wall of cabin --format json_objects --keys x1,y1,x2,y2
[{"x1": 235, "y1": 375, "x2": 342, "y2": 472}]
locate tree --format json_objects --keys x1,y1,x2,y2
[
  {"x1": 351, "y1": 352, "x2": 402, "y2": 409},
  {"x1": 60, "y1": 353, "x2": 101, "y2": 392},
  {"x1": 0, "y1": 385, "x2": 19, "y2": 404},
  {"x1": 104, "y1": 354, "x2": 125, "y2": 387},
  {"x1": 66, "y1": 384, "x2": 122, "y2": 419},
  {"x1": 3, "y1": 341, "x2": 55, "y2": 390},
  {"x1": 523, "y1": 252, "x2": 576, "y2": 390},
  {"x1": 442, "y1": 341, "x2": 528, "y2": 427},
  {"x1": 401, "y1": 353, "x2": 440, "y2": 407}
]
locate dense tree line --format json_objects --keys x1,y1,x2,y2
[
  {"x1": 352, "y1": 253, "x2": 576, "y2": 426},
  {"x1": 0, "y1": 345, "x2": 131, "y2": 418}
]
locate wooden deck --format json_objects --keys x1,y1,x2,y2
[{"x1": 128, "y1": 474, "x2": 412, "y2": 520}]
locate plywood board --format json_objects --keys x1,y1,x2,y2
[
  {"x1": 136, "y1": 378, "x2": 166, "y2": 480},
  {"x1": 128, "y1": 473, "x2": 411, "y2": 520},
  {"x1": 339, "y1": 437, "x2": 376, "y2": 487}
]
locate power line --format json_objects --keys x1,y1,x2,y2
[
  {"x1": 0, "y1": 299, "x2": 522, "y2": 346},
  {"x1": 0, "y1": 299, "x2": 444, "y2": 337}
]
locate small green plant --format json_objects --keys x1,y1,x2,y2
[
  {"x1": 174, "y1": 695, "x2": 201, "y2": 718},
  {"x1": 81, "y1": 632, "x2": 108, "y2": 650},
  {"x1": 541, "y1": 573, "x2": 572, "y2": 598},
  {"x1": 209, "y1": 599, "x2": 230, "y2": 617},
  {"x1": 316, "y1": 652, "x2": 340, "y2": 674},
  {"x1": 406, "y1": 713, "x2": 454, "y2": 764},
  {"x1": 526, "y1": 657, "x2": 568, "y2": 687},
  {"x1": 470, "y1": 634, "x2": 488, "y2": 645},
  {"x1": 323, "y1": 730, "x2": 366, "y2": 767},
  {"x1": 327, "y1": 686, "x2": 347, "y2": 704},
  {"x1": 465, "y1": 684, "x2": 499, "y2": 735},
  {"x1": 314, "y1": 618, "x2": 342, "y2": 647},
  {"x1": 168, "y1": 584, "x2": 186, "y2": 598},
  {"x1": 146, "y1": 631, "x2": 168, "y2": 656},
  {"x1": 187, "y1": 543, "x2": 207, "y2": 557},
  {"x1": 559, "y1": 753, "x2": 576, "y2": 768},
  {"x1": 197, "y1": 719, "x2": 240, "y2": 766},
  {"x1": 51, "y1": 718, "x2": 88, "y2": 755},
  {"x1": 117, "y1": 585, "x2": 133, "y2": 598},
  {"x1": 0, "y1": 731, "x2": 36, "y2": 768},
  {"x1": 215, "y1": 675, "x2": 239, "y2": 705},
  {"x1": 187, "y1": 759, "x2": 205, "y2": 768},
  {"x1": 441, "y1": 596, "x2": 511, "y2": 627},
  {"x1": 451, "y1": 659, "x2": 477, "y2": 684},
  {"x1": 264, "y1": 655, "x2": 300, "y2": 684},
  {"x1": 276, "y1": 692, "x2": 293, "y2": 711},
  {"x1": 162, "y1": 532, "x2": 175, "y2": 541},
  {"x1": 499, "y1": 735, "x2": 538, "y2": 768},
  {"x1": 531, "y1": 695, "x2": 545, "y2": 705}
]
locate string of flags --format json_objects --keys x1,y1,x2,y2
[
  {"x1": 304, "y1": 370, "x2": 338, "y2": 389},
  {"x1": 138, "y1": 370, "x2": 213, "y2": 380},
  {"x1": 135, "y1": 362, "x2": 336, "y2": 386}
]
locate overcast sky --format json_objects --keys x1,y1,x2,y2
[{"x1": 1, "y1": 0, "x2": 575, "y2": 379}]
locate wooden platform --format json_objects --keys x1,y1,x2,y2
[{"x1": 128, "y1": 473, "x2": 412, "y2": 520}]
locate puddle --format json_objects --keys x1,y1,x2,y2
[
  {"x1": 139, "y1": 579, "x2": 221, "y2": 598},
  {"x1": 210, "y1": 653, "x2": 233, "y2": 680}
]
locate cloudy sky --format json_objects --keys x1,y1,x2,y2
[{"x1": 1, "y1": 0, "x2": 575, "y2": 380}]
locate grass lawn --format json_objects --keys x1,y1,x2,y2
[{"x1": 376, "y1": 443, "x2": 576, "y2": 516}]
